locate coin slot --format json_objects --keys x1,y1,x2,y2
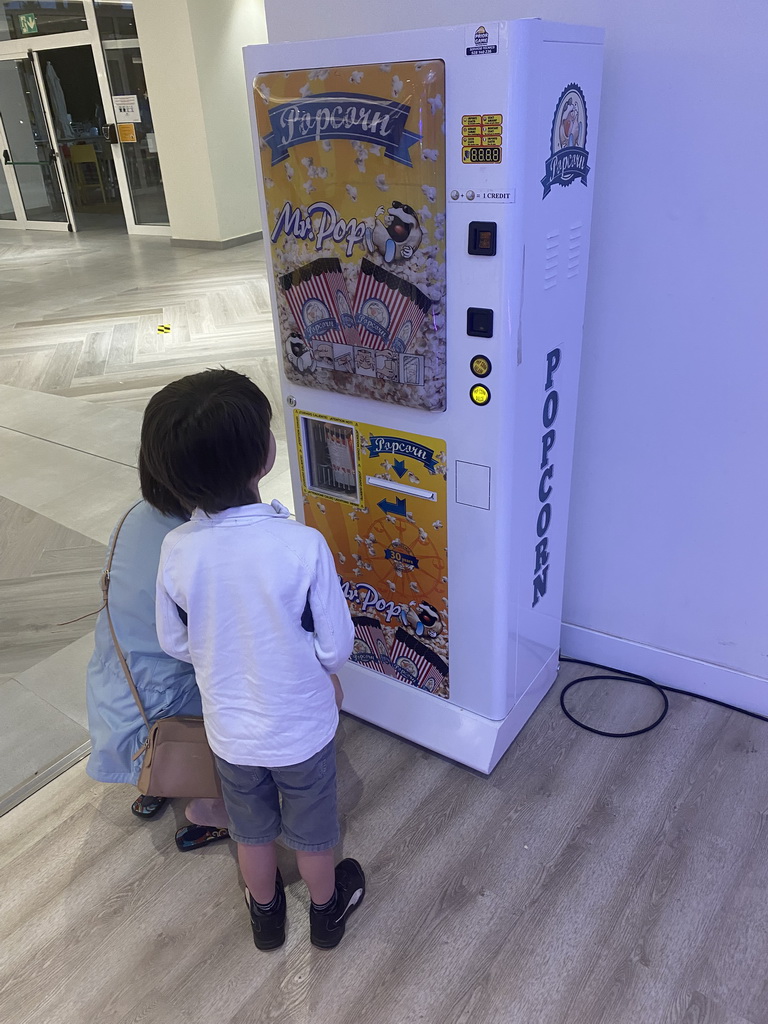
[{"x1": 468, "y1": 221, "x2": 497, "y2": 256}]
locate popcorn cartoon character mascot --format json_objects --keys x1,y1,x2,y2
[
  {"x1": 367, "y1": 201, "x2": 423, "y2": 263},
  {"x1": 401, "y1": 601, "x2": 443, "y2": 639},
  {"x1": 558, "y1": 95, "x2": 583, "y2": 149},
  {"x1": 284, "y1": 331, "x2": 314, "y2": 373}
]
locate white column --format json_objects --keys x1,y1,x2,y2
[{"x1": 133, "y1": 0, "x2": 267, "y2": 246}]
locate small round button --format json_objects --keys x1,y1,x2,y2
[
  {"x1": 470, "y1": 384, "x2": 491, "y2": 406},
  {"x1": 450, "y1": 189, "x2": 460, "y2": 201},
  {"x1": 466, "y1": 189, "x2": 476, "y2": 201},
  {"x1": 470, "y1": 354, "x2": 492, "y2": 378}
]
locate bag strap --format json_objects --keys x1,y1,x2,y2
[{"x1": 100, "y1": 502, "x2": 152, "y2": 743}]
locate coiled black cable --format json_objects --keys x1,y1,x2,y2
[{"x1": 559, "y1": 656, "x2": 768, "y2": 737}]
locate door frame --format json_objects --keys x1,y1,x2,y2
[{"x1": 0, "y1": 9, "x2": 170, "y2": 237}]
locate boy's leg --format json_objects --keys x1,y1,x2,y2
[
  {"x1": 274, "y1": 740, "x2": 366, "y2": 948},
  {"x1": 238, "y1": 840, "x2": 279, "y2": 905},
  {"x1": 213, "y1": 755, "x2": 286, "y2": 950},
  {"x1": 295, "y1": 848, "x2": 336, "y2": 905}
]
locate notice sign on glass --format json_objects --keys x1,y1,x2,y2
[{"x1": 113, "y1": 95, "x2": 141, "y2": 122}]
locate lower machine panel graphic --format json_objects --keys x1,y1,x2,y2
[{"x1": 296, "y1": 411, "x2": 449, "y2": 697}]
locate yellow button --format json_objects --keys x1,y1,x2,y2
[
  {"x1": 470, "y1": 384, "x2": 491, "y2": 406},
  {"x1": 482, "y1": 114, "x2": 503, "y2": 126},
  {"x1": 462, "y1": 134, "x2": 482, "y2": 146},
  {"x1": 471, "y1": 355, "x2": 492, "y2": 378},
  {"x1": 462, "y1": 114, "x2": 482, "y2": 125}
]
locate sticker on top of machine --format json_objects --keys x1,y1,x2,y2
[
  {"x1": 542, "y1": 83, "x2": 591, "y2": 198},
  {"x1": 465, "y1": 23, "x2": 499, "y2": 56},
  {"x1": 252, "y1": 61, "x2": 446, "y2": 412}
]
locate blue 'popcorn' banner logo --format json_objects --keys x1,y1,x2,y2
[
  {"x1": 263, "y1": 93, "x2": 422, "y2": 167},
  {"x1": 366, "y1": 435, "x2": 437, "y2": 473},
  {"x1": 542, "y1": 84, "x2": 590, "y2": 198}
]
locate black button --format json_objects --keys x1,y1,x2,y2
[
  {"x1": 468, "y1": 221, "x2": 497, "y2": 256},
  {"x1": 467, "y1": 307, "x2": 494, "y2": 338}
]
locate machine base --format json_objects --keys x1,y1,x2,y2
[{"x1": 339, "y1": 651, "x2": 560, "y2": 774}]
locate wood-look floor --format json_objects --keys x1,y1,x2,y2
[{"x1": 1, "y1": 666, "x2": 766, "y2": 1024}]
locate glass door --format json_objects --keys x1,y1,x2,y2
[
  {"x1": 36, "y1": 43, "x2": 125, "y2": 228},
  {"x1": 91, "y1": 1, "x2": 169, "y2": 231},
  {"x1": 0, "y1": 2, "x2": 168, "y2": 235},
  {"x1": 0, "y1": 54, "x2": 73, "y2": 229}
]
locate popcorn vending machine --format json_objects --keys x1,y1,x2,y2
[{"x1": 244, "y1": 19, "x2": 604, "y2": 772}]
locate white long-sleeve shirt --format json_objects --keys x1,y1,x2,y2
[{"x1": 155, "y1": 500, "x2": 354, "y2": 767}]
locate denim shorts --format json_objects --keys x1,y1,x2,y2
[{"x1": 213, "y1": 740, "x2": 339, "y2": 852}]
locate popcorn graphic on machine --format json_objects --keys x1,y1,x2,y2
[{"x1": 245, "y1": 19, "x2": 604, "y2": 772}]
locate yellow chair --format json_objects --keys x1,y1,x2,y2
[{"x1": 69, "y1": 144, "x2": 107, "y2": 205}]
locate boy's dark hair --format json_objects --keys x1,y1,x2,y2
[{"x1": 140, "y1": 368, "x2": 273, "y2": 515}]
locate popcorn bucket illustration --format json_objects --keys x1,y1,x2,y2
[
  {"x1": 352, "y1": 258, "x2": 432, "y2": 351},
  {"x1": 350, "y1": 616, "x2": 398, "y2": 677},
  {"x1": 280, "y1": 257, "x2": 360, "y2": 348},
  {"x1": 389, "y1": 627, "x2": 448, "y2": 692}
]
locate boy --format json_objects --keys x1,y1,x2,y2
[{"x1": 142, "y1": 368, "x2": 364, "y2": 951}]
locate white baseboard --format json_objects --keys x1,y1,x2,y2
[
  {"x1": 170, "y1": 231, "x2": 263, "y2": 249},
  {"x1": 561, "y1": 623, "x2": 768, "y2": 718}
]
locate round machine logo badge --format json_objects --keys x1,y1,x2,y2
[
  {"x1": 542, "y1": 84, "x2": 591, "y2": 198},
  {"x1": 384, "y1": 540, "x2": 419, "y2": 573}
]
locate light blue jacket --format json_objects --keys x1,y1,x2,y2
[{"x1": 85, "y1": 502, "x2": 201, "y2": 784}]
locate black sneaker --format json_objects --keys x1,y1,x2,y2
[
  {"x1": 310, "y1": 858, "x2": 366, "y2": 949},
  {"x1": 245, "y1": 870, "x2": 286, "y2": 951}
]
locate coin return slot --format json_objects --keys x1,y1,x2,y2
[{"x1": 365, "y1": 477, "x2": 438, "y2": 502}]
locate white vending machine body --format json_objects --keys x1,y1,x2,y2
[{"x1": 244, "y1": 20, "x2": 604, "y2": 772}]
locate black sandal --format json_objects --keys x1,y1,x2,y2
[
  {"x1": 131, "y1": 794, "x2": 168, "y2": 819},
  {"x1": 175, "y1": 824, "x2": 230, "y2": 851}
]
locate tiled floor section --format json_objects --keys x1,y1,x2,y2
[{"x1": 0, "y1": 225, "x2": 288, "y2": 810}]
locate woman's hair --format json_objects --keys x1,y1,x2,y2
[
  {"x1": 137, "y1": 448, "x2": 189, "y2": 520},
  {"x1": 139, "y1": 368, "x2": 273, "y2": 515}
]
